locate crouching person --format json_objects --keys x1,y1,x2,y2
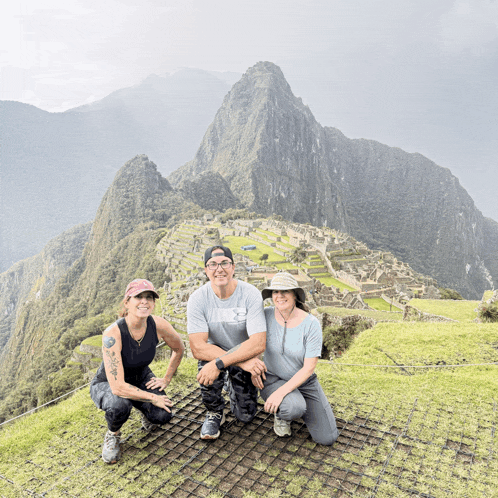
[
  {"x1": 253, "y1": 272, "x2": 339, "y2": 446},
  {"x1": 90, "y1": 279, "x2": 184, "y2": 463},
  {"x1": 187, "y1": 246, "x2": 267, "y2": 439}
]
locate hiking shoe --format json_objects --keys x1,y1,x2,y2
[
  {"x1": 102, "y1": 430, "x2": 121, "y2": 464},
  {"x1": 274, "y1": 416, "x2": 292, "y2": 437},
  {"x1": 200, "y1": 411, "x2": 225, "y2": 439},
  {"x1": 140, "y1": 412, "x2": 158, "y2": 432}
]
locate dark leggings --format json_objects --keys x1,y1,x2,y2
[{"x1": 90, "y1": 367, "x2": 173, "y2": 432}]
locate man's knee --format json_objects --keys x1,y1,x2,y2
[
  {"x1": 234, "y1": 404, "x2": 257, "y2": 423},
  {"x1": 229, "y1": 375, "x2": 258, "y2": 423}
]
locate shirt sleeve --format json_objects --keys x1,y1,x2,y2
[
  {"x1": 244, "y1": 284, "x2": 266, "y2": 336},
  {"x1": 186, "y1": 287, "x2": 208, "y2": 334},
  {"x1": 304, "y1": 316, "x2": 322, "y2": 358}
]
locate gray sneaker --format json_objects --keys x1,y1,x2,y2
[
  {"x1": 102, "y1": 430, "x2": 121, "y2": 464},
  {"x1": 140, "y1": 412, "x2": 158, "y2": 432},
  {"x1": 274, "y1": 416, "x2": 292, "y2": 437},
  {"x1": 200, "y1": 411, "x2": 226, "y2": 439}
]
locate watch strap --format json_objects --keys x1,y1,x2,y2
[{"x1": 215, "y1": 357, "x2": 225, "y2": 370}]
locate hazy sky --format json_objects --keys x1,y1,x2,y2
[{"x1": 2, "y1": 0, "x2": 498, "y2": 218}]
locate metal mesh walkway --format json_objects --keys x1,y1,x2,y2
[{"x1": 1, "y1": 385, "x2": 496, "y2": 497}]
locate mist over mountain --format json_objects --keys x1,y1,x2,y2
[
  {"x1": 170, "y1": 62, "x2": 497, "y2": 299},
  {"x1": 0, "y1": 69, "x2": 231, "y2": 272}
]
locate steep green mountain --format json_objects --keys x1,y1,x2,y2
[
  {"x1": 0, "y1": 155, "x2": 196, "y2": 421},
  {"x1": 0, "y1": 69, "x2": 231, "y2": 271},
  {"x1": 0, "y1": 222, "x2": 91, "y2": 357},
  {"x1": 169, "y1": 61, "x2": 497, "y2": 299}
]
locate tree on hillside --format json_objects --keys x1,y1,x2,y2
[
  {"x1": 259, "y1": 253, "x2": 269, "y2": 265},
  {"x1": 290, "y1": 245, "x2": 307, "y2": 264},
  {"x1": 438, "y1": 287, "x2": 464, "y2": 300}
]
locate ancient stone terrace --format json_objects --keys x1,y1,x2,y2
[{"x1": 156, "y1": 218, "x2": 438, "y2": 318}]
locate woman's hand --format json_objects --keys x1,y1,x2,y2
[
  {"x1": 264, "y1": 389, "x2": 287, "y2": 414},
  {"x1": 151, "y1": 393, "x2": 173, "y2": 412},
  {"x1": 146, "y1": 376, "x2": 170, "y2": 392},
  {"x1": 251, "y1": 374, "x2": 264, "y2": 389},
  {"x1": 238, "y1": 357, "x2": 267, "y2": 377}
]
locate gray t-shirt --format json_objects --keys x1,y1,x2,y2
[
  {"x1": 187, "y1": 279, "x2": 266, "y2": 351},
  {"x1": 263, "y1": 306, "x2": 322, "y2": 380}
]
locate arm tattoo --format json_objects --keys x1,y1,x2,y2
[
  {"x1": 103, "y1": 336, "x2": 116, "y2": 348},
  {"x1": 123, "y1": 388, "x2": 154, "y2": 403},
  {"x1": 104, "y1": 350, "x2": 119, "y2": 381}
]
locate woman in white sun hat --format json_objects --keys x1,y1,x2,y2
[{"x1": 253, "y1": 272, "x2": 338, "y2": 445}]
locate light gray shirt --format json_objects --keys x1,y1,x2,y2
[
  {"x1": 264, "y1": 306, "x2": 322, "y2": 380},
  {"x1": 187, "y1": 279, "x2": 266, "y2": 351}
]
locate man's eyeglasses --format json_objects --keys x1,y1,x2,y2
[{"x1": 206, "y1": 260, "x2": 233, "y2": 270}]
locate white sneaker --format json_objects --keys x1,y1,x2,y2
[
  {"x1": 102, "y1": 430, "x2": 121, "y2": 464},
  {"x1": 140, "y1": 412, "x2": 158, "y2": 432},
  {"x1": 274, "y1": 415, "x2": 292, "y2": 437}
]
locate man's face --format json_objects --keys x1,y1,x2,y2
[{"x1": 205, "y1": 252, "x2": 235, "y2": 289}]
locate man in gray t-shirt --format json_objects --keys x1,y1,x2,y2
[{"x1": 187, "y1": 245, "x2": 267, "y2": 439}]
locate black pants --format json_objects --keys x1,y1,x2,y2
[
  {"x1": 90, "y1": 367, "x2": 173, "y2": 432},
  {"x1": 198, "y1": 360, "x2": 258, "y2": 423}
]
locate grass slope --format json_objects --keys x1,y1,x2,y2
[
  {"x1": 409, "y1": 299, "x2": 480, "y2": 322},
  {"x1": 1, "y1": 315, "x2": 496, "y2": 497}
]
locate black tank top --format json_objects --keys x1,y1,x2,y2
[{"x1": 94, "y1": 315, "x2": 158, "y2": 384}]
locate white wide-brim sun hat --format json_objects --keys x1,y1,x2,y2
[{"x1": 261, "y1": 272, "x2": 306, "y2": 303}]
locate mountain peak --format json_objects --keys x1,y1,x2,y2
[{"x1": 89, "y1": 155, "x2": 173, "y2": 256}]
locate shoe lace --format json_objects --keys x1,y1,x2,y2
[
  {"x1": 207, "y1": 411, "x2": 223, "y2": 422},
  {"x1": 104, "y1": 431, "x2": 120, "y2": 448}
]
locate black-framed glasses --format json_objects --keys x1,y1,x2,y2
[{"x1": 206, "y1": 260, "x2": 233, "y2": 270}]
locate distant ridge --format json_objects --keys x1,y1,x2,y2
[{"x1": 0, "y1": 69, "x2": 231, "y2": 271}]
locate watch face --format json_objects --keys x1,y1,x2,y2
[{"x1": 216, "y1": 358, "x2": 225, "y2": 370}]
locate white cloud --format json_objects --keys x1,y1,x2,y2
[{"x1": 438, "y1": 0, "x2": 498, "y2": 54}]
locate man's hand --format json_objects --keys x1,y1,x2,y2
[
  {"x1": 251, "y1": 374, "x2": 264, "y2": 389},
  {"x1": 237, "y1": 357, "x2": 267, "y2": 377},
  {"x1": 197, "y1": 360, "x2": 221, "y2": 386}
]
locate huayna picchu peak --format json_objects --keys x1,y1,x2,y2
[{"x1": 168, "y1": 61, "x2": 497, "y2": 300}]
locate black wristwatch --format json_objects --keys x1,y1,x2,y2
[{"x1": 215, "y1": 357, "x2": 225, "y2": 370}]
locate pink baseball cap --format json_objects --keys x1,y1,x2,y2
[{"x1": 124, "y1": 279, "x2": 159, "y2": 299}]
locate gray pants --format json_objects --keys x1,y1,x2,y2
[
  {"x1": 90, "y1": 367, "x2": 173, "y2": 432},
  {"x1": 260, "y1": 373, "x2": 339, "y2": 445}
]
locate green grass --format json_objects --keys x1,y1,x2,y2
[
  {"x1": 318, "y1": 306, "x2": 404, "y2": 321},
  {"x1": 2, "y1": 289, "x2": 497, "y2": 497},
  {"x1": 224, "y1": 235, "x2": 286, "y2": 263},
  {"x1": 365, "y1": 297, "x2": 402, "y2": 312},
  {"x1": 410, "y1": 298, "x2": 479, "y2": 322},
  {"x1": 82, "y1": 334, "x2": 104, "y2": 348},
  {"x1": 315, "y1": 275, "x2": 357, "y2": 291}
]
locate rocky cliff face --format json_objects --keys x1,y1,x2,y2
[
  {"x1": 169, "y1": 61, "x2": 497, "y2": 299},
  {"x1": 176, "y1": 172, "x2": 242, "y2": 211}
]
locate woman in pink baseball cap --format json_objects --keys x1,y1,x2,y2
[{"x1": 90, "y1": 279, "x2": 185, "y2": 464}]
